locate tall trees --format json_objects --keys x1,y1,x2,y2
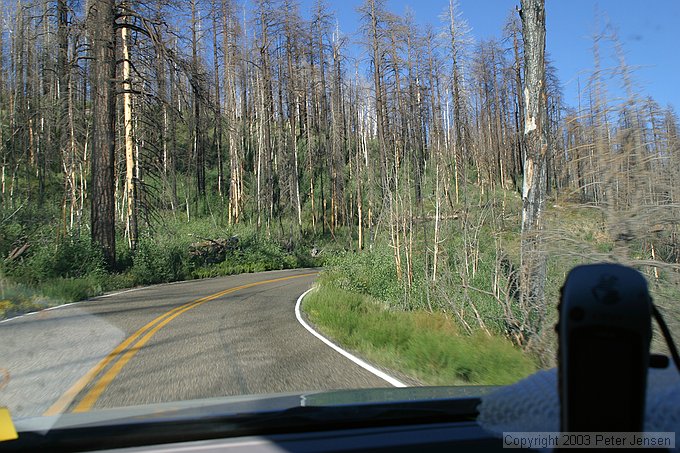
[
  {"x1": 360, "y1": 0, "x2": 389, "y2": 198},
  {"x1": 254, "y1": 0, "x2": 275, "y2": 229},
  {"x1": 281, "y1": 0, "x2": 304, "y2": 231},
  {"x1": 222, "y1": 0, "x2": 243, "y2": 224},
  {"x1": 190, "y1": 0, "x2": 207, "y2": 200},
  {"x1": 505, "y1": 11, "x2": 525, "y2": 192},
  {"x1": 444, "y1": 0, "x2": 471, "y2": 203},
  {"x1": 3, "y1": 0, "x2": 679, "y2": 352}
]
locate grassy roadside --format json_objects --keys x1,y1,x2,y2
[{"x1": 301, "y1": 284, "x2": 537, "y2": 386}]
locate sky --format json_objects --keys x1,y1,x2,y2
[{"x1": 297, "y1": 0, "x2": 680, "y2": 113}]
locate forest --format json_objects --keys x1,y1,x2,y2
[{"x1": 1, "y1": 0, "x2": 679, "y2": 369}]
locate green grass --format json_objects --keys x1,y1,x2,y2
[
  {"x1": 302, "y1": 285, "x2": 537, "y2": 386},
  {"x1": 39, "y1": 274, "x2": 107, "y2": 302},
  {"x1": 0, "y1": 279, "x2": 53, "y2": 319},
  {"x1": 0, "y1": 272, "x2": 138, "y2": 320}
]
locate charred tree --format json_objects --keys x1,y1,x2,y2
[
  {"x1": 518, "y1": 0, "x2": 548, "y2": 347},
  {"x1": 90, "y1": 0, "x2": 117, "y2": 267}
]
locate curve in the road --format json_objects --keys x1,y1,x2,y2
[
  {"x1": 44, "y1": 273, "x2": 317, "y2": 416},
  {"x1": 295, "y1": 288, "x2": 406, "y2": 388}
]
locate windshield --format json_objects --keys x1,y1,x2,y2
[{"x1": 0, "y1": 0, "x2": 678, "y2": 434}]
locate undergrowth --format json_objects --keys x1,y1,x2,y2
[
  {"x1": 302, "y1": 285, "x2": 536, "y2": 385},
  {"x1": 0, "y1": 215, "x2": 323, "y2": 320}
]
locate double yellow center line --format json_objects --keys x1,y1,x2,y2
[{"x1": 43, "y1": 273, "x2": 316, "y2": 416}]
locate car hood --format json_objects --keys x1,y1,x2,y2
[{"x1": 14, "y1": 385, "x2": 497, "y2": 433}]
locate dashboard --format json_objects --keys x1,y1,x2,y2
[{"x1": 2, "y1": 394, "x2": 533, "y2": 452}]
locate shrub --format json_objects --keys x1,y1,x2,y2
[
  {"x1": 130, "y1": 238, "x2": 188, "y2": 285},
  {"x1": 190, "y1": 233, "x2": 300, "y2": 279},
  {"x1": 5, "y1": 235, "x2": 104, "y2": 285},
  {"x1": 322, "y1": 247, "x2": 402, "y2": 304},
  {"x1": 40, "y1": 274, "x2": 105, "y2": 302}
]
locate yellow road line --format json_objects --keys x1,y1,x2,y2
[
  {"x1": 45, "y1": 273, "x2": 316, "y2": 416},
  {"x1": 43, "y1": 302, "x2": 193, "y2": 416}
]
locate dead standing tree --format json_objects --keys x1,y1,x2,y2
[{"x1": 518, "y1": 0, "x2": 549, "y2": 349}]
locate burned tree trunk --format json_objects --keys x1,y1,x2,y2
[
  {"x1": 90, "y1": 0, "x2": 117, "y2": 267},
  {"x1": 121, "y1": 12, "x2": 137, "y2": 250},
  {"x1": 519, "y1": 0, "x2": 548, "y2": 346}
]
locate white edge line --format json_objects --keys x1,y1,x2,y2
[
  {"x1": 0, "y1": 311, "x2": 37, "y2": 324},
  {"x1": 0, "y1": 287, "x2": 147, "y2": 325},
  {"x1": 96, "y1": 286, "x2": 146, "y2": 299},
  {"x1": 0, "y1": 270, "x2": 245, "y2": 324},
  {"x1": 295, "y1": 287, "x2": 407, "y2": 388}
]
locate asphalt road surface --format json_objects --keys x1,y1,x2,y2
[{"x1": 0, "y1": 269, "x2": 391, "y2": 419}]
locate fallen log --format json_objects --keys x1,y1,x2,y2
[
  {"x1": 6, "y1": 243, "x2": 30, "y2": 262},
  {"x1": 188, "y1": 236, "x2": 239, "y2": 264}
]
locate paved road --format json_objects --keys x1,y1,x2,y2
[{"x1": 0, "y1": 269, "x2": 390, "y2": 419}]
